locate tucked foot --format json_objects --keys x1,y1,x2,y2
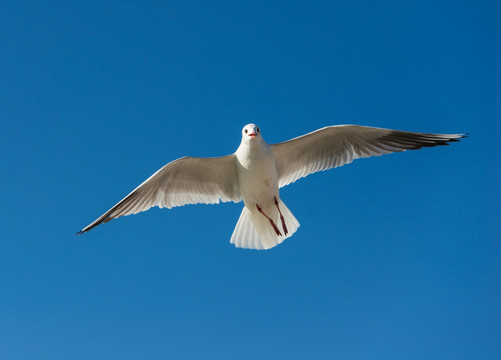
[
  {"x1": 256, "y1": 204, "x2": 282, "y2": 236},
  {"x1": 274, "y1": 197, "x2": 288, "y2": 235}
]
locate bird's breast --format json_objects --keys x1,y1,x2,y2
[{"x1": 236, "y1": 148, "x2": 279, "y2": 205}]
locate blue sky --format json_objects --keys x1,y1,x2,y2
[{"x1": 1, "y1": 1, "x2": 500, "y2": 359}]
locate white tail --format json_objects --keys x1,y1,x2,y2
[{"x1": 230, "y1": 198, "x2": 300, "y2": 250}]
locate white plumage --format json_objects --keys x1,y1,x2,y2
[{"x1": 77, "y1": 123, "x2": 465, "y2": 250}]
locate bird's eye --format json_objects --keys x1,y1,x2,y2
[
  {"x1": 244, "y1": 129, "x2": 248, "y2": 134},
  {"x1": 257, "y1": 128, "x2": 260, "y2": 133}
]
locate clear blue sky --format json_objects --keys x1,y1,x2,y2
[{"x1": 2, "y1": 1, "x2": 500, "y2": 359}]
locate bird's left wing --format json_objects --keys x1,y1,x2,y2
[
  {"x1": 77, "y1": 155, "x2": 241, "y2": 234},
  {"x1": 272, "y1": 125, "x2": 465, "y2": 188}
]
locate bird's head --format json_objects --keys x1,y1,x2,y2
[{"x1": 241, "y1": 124, "x2": 261, "y2": 144}]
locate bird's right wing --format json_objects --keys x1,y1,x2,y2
[
  {"x1": 77, "y1": 155, "x2": 241, "y2": 234},
  {"x1": 272, "y1": 125, "x2": 465, "y2": 187}
]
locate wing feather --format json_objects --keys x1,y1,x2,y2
[
  {"x1": 272, "y1": 125, "x2": 465, "y2": 187},
  {"x1": 77, "y1": 155, "x2": 241, "y2": 234}
]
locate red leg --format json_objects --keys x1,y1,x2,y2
[
  {"x1": 256, "y1": 204, "x2": 282, "y2": 236},
  {"x1": 274, "y1": 197, "x2": 288, "y2": 235}
]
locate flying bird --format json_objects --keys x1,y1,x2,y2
[{"x1": 77, "y1": 124, "x2": 465, "y2": 249}]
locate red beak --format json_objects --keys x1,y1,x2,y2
[{"x1": 249, "y1": 133, "x2": 257, "y2": 137}]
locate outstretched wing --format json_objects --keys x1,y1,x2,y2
[
  {"x1": 77, "y1": 155, "x2": 241, "y2": 234},
  {"x1": 272, "y1": 125, "x2": 465, "y2": 188}
]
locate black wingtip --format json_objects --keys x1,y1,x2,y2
[
  {"x1": 448, "y1": 133, "x2": 468, "y2": 142},
  {"x1": 75, "y1": 230, "x2": 84, "y2": 236}
]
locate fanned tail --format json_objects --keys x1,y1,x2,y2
[{"x1": 230, "y1": 199, "x2": 300, "y2": 250}]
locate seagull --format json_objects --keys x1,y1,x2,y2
[{"x1": 77, "y1": 124, "x2": 465, "y2": 249}]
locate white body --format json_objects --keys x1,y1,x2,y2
[
  {"x1": 231, "y1": 124, "x2": 299, "y2": 249},
  {"x1": 235, "y1": 132, "x2": 278, "y2": 205}
]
